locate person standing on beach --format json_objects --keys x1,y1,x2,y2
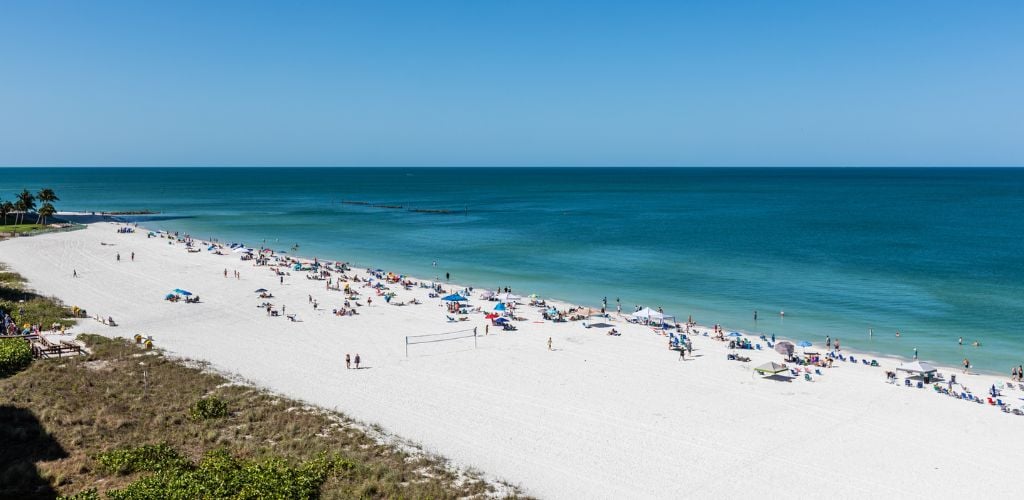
[
  {"x1": 354, "y1": 354, "x2": 360, "y2": 369},
  {"x1": 835, "y1": 339, "x2": 840, "y2": 351},
  {"x1": 345, "y1": 353, "x2": 351, "y2": 369},
  {"x1": 826, "y1": 336, "x2": 831, "y2": 349},
  {"x1": 224, "y1": 269, "x2": 228, "y2": 277},
  {"x1": 280, "y1": 276, "x2": 283, "y2": 284},
  {"x1": 547, "y1": 337, "x2": 552, "y2": 351},
  {"x1": 73, "y1": 269, "x2": 77, "y2": 278},
  {"x1": 679, "y1": 346, "x2": 685, "y2": 360},
  {"x1": 116, "y1": 253, "x2": 120, "y2": 262}
]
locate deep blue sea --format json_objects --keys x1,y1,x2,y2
[{"x1": 1, "y1": 167, "x2": 1021, "y2": 373}]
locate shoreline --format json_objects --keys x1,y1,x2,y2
[
  {"x1": 131, "y1": 221, "x2": 1010, "y2": 380},
  {"x1": 3, "y1": 222, "x2": 1022, "y2": 498}
]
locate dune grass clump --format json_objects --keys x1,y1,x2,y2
[
  {"x1": 102, "y1": 448, "x2": 353, "y2": 499},
  {"x1": 0, "y1": 338, "x2": 32, "y2": 378},
  {"x1": 189, "y1": 397, "x2": 229, "y2": 421}
]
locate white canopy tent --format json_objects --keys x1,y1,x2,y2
[{"x1": 631, "y1": 307, "x2": 675, "y2": 325}]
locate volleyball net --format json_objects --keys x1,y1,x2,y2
[{"x1": 405, "y1": 327, "x2": 477, "y2": 357}]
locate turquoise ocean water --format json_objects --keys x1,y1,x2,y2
[{"x1": 1, "y1": 167, "x2": 1021, "y2": 373}]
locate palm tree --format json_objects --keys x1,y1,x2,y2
[
  {"x1": 16, "y1": 189, "x2": 35, "y2": 225},
  {"x1": 38, "y1": 203, "x2": 56, "y2": 226},
  {"x1": 14, "y1": 199, "x2": 26, "y2": 226},
  {"x1": 36, "y1": 189, "x2": 58, "y2": 225},
  {"x1": 0, "y1": 200, "x2": 10, "y2": 225}
]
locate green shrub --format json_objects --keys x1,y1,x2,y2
[
  {"x1": 105, "y1": 448, "x2": 354, "y2": 499},
  {"x1": 189, "y1": 396, "x2": 229, "y2": 421},
  {"x1": 96, "y1": 443, "x2": 191, "y2": 475},
  {"x1": 0, "y1": 338, "x2": 32, "y2": 378},
  {"x1": 58, "y1": 488, "x2": 100, "y2": 500}
]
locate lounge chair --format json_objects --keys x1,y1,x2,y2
[
  {"x1": 904, "y1": 379, "x2": 912, "y2": 387},
  {"x1": 870, "y1": 360, "x2": 879, "y2": 367},
  {"x1": 815, "y1": 369, "x2": 822, "y2": 376},
  {"x1": 755, "y1": 344, "x2": 762, "y2": 350},
  {"x1": 862, "y1": 359, "x2": 870, "y2": 365},
  {"x1": 804, "y1": 373, "x2": 812, "y2": 382},
  {"x1": 916, "y1": 381, "x2": 924, "y2": 389},
  {"x1": 850, "y1": 356, "x2": 857, "y2": 363}
]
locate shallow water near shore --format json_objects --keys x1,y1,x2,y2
[{"x1": 2, "y1": 167, "x2": 1022, "y2": 373}]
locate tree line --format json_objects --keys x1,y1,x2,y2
[{"x1": 0, "y1": 189, "x2": 60, "y2": 226}]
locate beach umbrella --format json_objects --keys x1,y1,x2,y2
[
  {"x1": 754, "y1": 361, "x2": 789, "y2": 375},
  {"x1": 897, "y1": 360, "x2": 937, "y2": 374},
  {"x1": 232, "y1": 247, "x2": 250, "y2": 253},
  {"x1": 528, "y1": 293, "x2": 539, "y2": 299},
  {"x1": 727, "y1": 332, "x2": 742, "y2": 337},
  {"x1": 485, "y1": 313, "x2": 499, "y2": 319},
  {"x1": 774, "y1": 341, "x2": 795, "y2": 356},
  {"x1": 497, "y1": 292, "x2": 522, "y2": 302},
  {"x1": 174, "y1": 289, "x2": 193, "y2": 296},
  {"x1": 442, "y1": 294, "x2": 467, "y2": 302},
  {"x1": 494, "y1": 303, "x2": 507, "y2": 311},
  {"x1": 164, "y1": 293, "x2": 175, "y2": 300},
  {"x1": 254, "y1": 288, "x2": 268, "y2": 293},
  {"x1": 494, "y1": 317, "x2": 510, "y2": 325}
]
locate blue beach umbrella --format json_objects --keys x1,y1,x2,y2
[
  {"x1": 494, "y1": 303, "x2": 507, "y2": 311},
  {"x1": 442, "y1": 294, "x2": 467, "y2": 302},
  {"x1": 173, "y1": 289, "x2": 193, "y2": 296},
  {"x1": 494, "y1": 317, "x2": 510, "y2": 325},
  {"x1": 727, "y1": 332, "x2": 742, "y2": 337},
  {"x1": 797, "y1": 341, "x2": 812, "y2": 347}
]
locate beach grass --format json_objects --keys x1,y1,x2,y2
[
  {"x1": 0, "y1": 264, "x2": 76, "y2": 329},
  {"x1": 0, "y1": 334, "x2": 521, "y2": 498},
  {"x1": 0, "y1": 224, "x2": 45, "y2": 235}
]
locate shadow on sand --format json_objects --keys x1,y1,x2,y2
[{"x1": 0, "y1": 405, "x2": 67, "y2": 499}]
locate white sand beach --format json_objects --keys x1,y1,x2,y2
[{"x1": 2, "y1": 223, "x2": 1021, "y2": 498}]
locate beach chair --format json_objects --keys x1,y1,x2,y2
[
  {"x1": 815, "y1": 369, "x2": 822, "y2": 376},
  {"x1": 790, "y1": 369, "x2": 799, "y2": 376},
  {"x1": 755, "y1": 344, "x2": 762, "y2": 350},
  {"x1": 870, "y1": 360, "x2": 879, "y2": 367},
  {"x1": 804, "y1": 373, "x2": 812, "y2": 382},
  {"x1": 862, "y1": 359, "x2": 869, "y2": 365},
  {"x1": 904, "y1": 379, "x2": 912, "y2": 387},
  {"x1": 916, "y1": 381, "x2": 923, "y2": 389},
  {"x1": 850, "y1": 356, "x2": 857, "y2": 363},
  {"x1": 446, "y1": 315, "x2": 457, "y2": 323}
]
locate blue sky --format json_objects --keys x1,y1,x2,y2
[{"x1": 1, "y1": 1, "x2": 1021, "y2": 166}]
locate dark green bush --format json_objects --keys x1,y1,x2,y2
[
  {"x1": 96, "y1": 443, "x2": 190, "y2": 475},
  {"x1": 189, "y1": 396, "x2": 229, "y2": 421},
  {"x1": 104, "y1": 447, "x2": 354, "y2": 499},
  {"x1": 0, "y1": 338, "x2": 32, "y2": 378}
]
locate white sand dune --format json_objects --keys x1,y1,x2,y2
[{"x1": 2, "y1": 223, "x2": 1020, "y2": 498}]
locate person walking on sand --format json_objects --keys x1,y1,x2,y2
[
  {"x1": 354, "y1": 354, "x2": 360, "y2": 369},
  {"x1": 116, "y1": 252, "x2": 120, "y2": 262},
  {"x1": 345, "y1": 353, "x2": 351, "y2": 369},
  {"x1": 547, "y1": 337, "x2": 552, "y2": 351},
  {"x1": 679, "y1": 346, "x2": 685, "y2": 360},
  {"x1": 131, "y1": 251, "x2": 134, "y2": 261},
  {"x1": 73, "y1": 269, "x2": 77, "y2": 278},
  {"x1": 224, "y1": 268, "x2": 228, "y2": 277}
]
